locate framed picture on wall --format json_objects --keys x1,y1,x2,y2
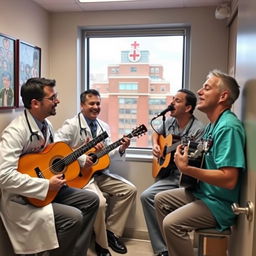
[
  {"x1": 17, "y1": 40, "x2": 41, "y2": 107},
  {"x1": 0, "y1": 33, "x2": 16, "y2": 109}
]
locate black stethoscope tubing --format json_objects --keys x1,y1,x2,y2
[
  {"x1": 24, "y1": 109, "x2": 53, "y2": 142},
  {"x1": 78, "y1": 112, "x2": 104, "y2": 137}
]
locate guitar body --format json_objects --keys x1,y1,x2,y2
[
  {"x1": 68, "y1": 124, "x2": 147, "y2": 188},
  {"x1": 68, "y1": 149, "x2": 111, "y2": 188},
  {"x1": 179, "y1": 173, "x2": 198, "y2": 189},
  {"x1": 152, "y1": 134, "x2": 173, "y2": 178},
  {"x1": 18, "y1": 142, "x2": 80, "y2": 207},
  {"x1": 179, "y1": 142, "x2": 205, "y2": 189}
]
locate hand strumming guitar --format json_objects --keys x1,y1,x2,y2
[
  {"x1": 152, "y1": 143, "x2": 161, "y2": 158},
  {"x1": 174, "y1": 144, "x2": 189, "y2": 174},
  {"x1": 49, "y1": 174, "x2": 66, "y2": 191},
  {"x1": 84, "y1": 141, "x2": 104, "y2": 168}
]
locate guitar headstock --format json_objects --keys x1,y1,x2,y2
[{"x1": 130, "y1": 124, "x2": 147, "y2": 138}]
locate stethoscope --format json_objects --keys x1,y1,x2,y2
[
  {"x1": 24, "y1": 110, "x2": 53, "y2": 142},
  {"x1": 168, "y1": 115, "x2": 195, "y2": 138},
  {"x1": 78, "y1": 112, "x2": 104, "y2": 137}
]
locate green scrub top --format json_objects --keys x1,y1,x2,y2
[{"x1": 194, "y1": 110, "x2": 246, "y2": 231}]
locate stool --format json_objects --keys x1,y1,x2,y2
[{"x1": 195, "y1": 228, "x2": 231, "y2": 256}]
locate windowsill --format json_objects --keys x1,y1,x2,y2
[{"x1": 124, "y1": 148, "x2": 153, "y2": 162}]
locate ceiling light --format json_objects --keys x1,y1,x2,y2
[{"x1": 79, "y1": 0, "x2": 134, "y2": 2}]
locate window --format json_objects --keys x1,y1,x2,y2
[
  {"x1": 130, "y1": 67, "x2": 137, "y2": 72},
  {"x1": 82, "y1": 26, "x2": 190, "y2": 148},
  {"x1": 119, "y1": 98, "x2": 137, "y2": 105},
  {"x1": 119, "y1": 108, "x2": 137, "y2": 114},
  {"x1": 148, "y1": 98, "x2": 166, "y2": 105},
  {"x1": 119, "y1": 82, "x2": 138, "y2": 90},
  {"x1": 150, "y1": 67, "x2": 160, "y2": 73},
  {"x1": 111, "y1": 67, "x2": 119, "y2": 73}
]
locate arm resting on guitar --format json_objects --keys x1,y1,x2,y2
[
  {"x1": 152, "y1": 132, "x2": 161, "y2": 158},
  {"x1": 174, "y1": 145, "x2": 239, "y2": 190}
]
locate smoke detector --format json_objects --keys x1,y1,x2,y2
[{"x1": 215, "y1": 2, "x2": 231, "y2": 19}]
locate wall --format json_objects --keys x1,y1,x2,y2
[
  {"x1": 109, "y1": 159, "x2": 154, "y2": 239},
  {"x1": 49, "y1": 7, "x2": 228, "y2": 129},
  {"x1": 0, "y1": 2, "x2": 230, "y2": 243},
  {"x1": 48, "y1": 9, "x2": 228, "y2": 238},
  {"x1": 229, "y1": 0, "x2": 256, "y2": 255},
  {"x1": 0, "y1": 0, "x2": 49, "y2": 132}
]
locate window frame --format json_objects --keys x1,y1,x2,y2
[{"x1": 81, "y1": 25, "x2": 191, "y2": 161}]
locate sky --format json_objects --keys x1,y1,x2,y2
[{"x1": 89, "y1": 36, "x2": 184, "y2": 94}]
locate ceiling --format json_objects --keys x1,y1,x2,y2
[{"x1": 30, "y1": 0, "x2": 230, "y2": 13}]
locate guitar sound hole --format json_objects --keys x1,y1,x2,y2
[
  {"x1": 52, "y1": 158, "x2": 65, "y2": 173},
  {"x1": 159, "y1": 157, "x2": 165, "y2": 165}
]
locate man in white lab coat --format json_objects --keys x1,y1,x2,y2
[
  {"x1": 0, "y1": 78, "x2": 99, "y2": 256},
  {"x1": 55, "y1": 89, "x2": 137, "y2": 256}
]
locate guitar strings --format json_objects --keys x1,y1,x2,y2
[
  {"x1": 30, "y1": 127, "x2": 146, "y2": 178},
  {"x1": 33, "y1": 132, "x2": 108, "y2": 177}
]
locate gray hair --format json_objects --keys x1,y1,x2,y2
[{"x1": 207, "y1": 69, "x2": 240, "y2": 105}]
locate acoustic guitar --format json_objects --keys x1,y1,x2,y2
[
  {"x1": 178, "y1": 138, "x2": 212, "y2": 189},
  {"x1": 18, "y1": 131, "x2": 108, "y2": 207},
  {"x1": 152, "y1": 134, "x2": 181, "y2": 178},
  {"x1": 68, "y1": 124, "x2": 147, "y2": 188}
]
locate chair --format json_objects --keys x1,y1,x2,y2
[{"x1": 195, "y1": 228, "x2": 231, "y2": 256}]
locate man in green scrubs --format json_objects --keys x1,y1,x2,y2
[{"x1": 155, "y1": 70, "x2": 246, "y2": 256}]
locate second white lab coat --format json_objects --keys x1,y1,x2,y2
[{"x1": 55, "y1": 112, "x2": 133, "y2": 186}]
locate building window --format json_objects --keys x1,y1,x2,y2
[
  {"x1": 111, "y1": 67, "x2": 119, "y2": 73},
  {"x1": 148, "y1": 98, "x2": 166, "y2": 105},
  {"x1": 150, "y1": 67, "x2": 160, "y2": 73},
  {"x1": 160, "y1": 86, "x2": 165, "y2": 92},
  {"x1": 119, "y1": 82, "x2": 138, "y2": 90},
  {"x1": 130, "y1": 67, "x2": 137, "y2": 72},
  {"x1": 82, "y1": 26, "x2": 190, "y2": 148},
  {"x1": 119, "y1": 98, "x2": 137, "y2": 105},
  {"x1": 119, "y1": 108, "x2": 137, "y2": 114}
]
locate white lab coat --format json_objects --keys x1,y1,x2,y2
[
  {"x1": 55, "y1": 112, "x2": 133, "y2": 186},
  {"x1": 0, "y1": 110, "x2": 58, "y2": 254}
]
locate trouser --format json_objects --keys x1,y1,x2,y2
[
  {"x1": 155, "y1": 188, "x2": 217, "y2": 256},
  {"x1": 140, "y1": 175, "x2": 179, "y2": 254},
  {"x1": 50, "y1": 186, "x2": 99, "y2": 256},
  {"x1": 94, "y1": 174, "x2": 137, "y2": 238},
  {"x1": 84, "y1": 181, "x2": 109, "y2": 249}
]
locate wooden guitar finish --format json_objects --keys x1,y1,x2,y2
[
  {"x1": 152, "y1": 134, "x2": 181, "y2": 178},
  {"x1": 179, "y1": 139, "x2": 209, "y2": 189},
  {"x1": 18, "y1": 131, "x2": 108, "y2": 207},
  {"x1": 68, "y1": 124, "x2": 147, "y2": 188}
]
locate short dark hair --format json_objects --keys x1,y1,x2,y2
[
  {"x1": 178, "y1": 88, "x2": 197, "y2": 114},
  {"x1": 80, "y1": 89, "x2": 101, "y2": 104},
  {"x1": 21, "y1": 77, "x2": 56, "y2": 109}
]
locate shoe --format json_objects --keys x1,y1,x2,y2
[
  {"x1": 107, "y1": 230, "x2": 127, "y2": 254},
  {"x1": 95, "y1": 242, "x2": 112, "y2": 256},
  {"x1": 157, "y1": 251, "x2": 169, "y2": 256}
]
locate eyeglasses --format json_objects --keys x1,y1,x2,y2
[{"x1": 43, "y1": 93, "x2": 58, "y2": 102}]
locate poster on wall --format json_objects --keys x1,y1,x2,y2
[
  {"x1": 17, "y1": 40, "x2": 41, "y2": 107},
  {"x1": 0, "y1": 33, "x2": 16, "y2": 109}
]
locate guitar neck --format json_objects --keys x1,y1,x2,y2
[
  {"x1": 166, "y1": 140, "x2": 181, "y2": 154},
  {"x1": 64, "y1": 131, "x2": 108, "y2": 165},
  {"x1": 95, "y1": 133, "x2": 133, "y2": 158}
]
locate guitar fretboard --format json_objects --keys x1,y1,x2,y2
[
  {"x1": 64, "y1": 131, "x2": 108, "y2": 165},
  {"x1": 95, "y1": 133, "x2": 133, "y2": 158}
]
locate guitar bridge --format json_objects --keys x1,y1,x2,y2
[{"x1": 35, "y1": 167, "x2": 45, "y2": 178}]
